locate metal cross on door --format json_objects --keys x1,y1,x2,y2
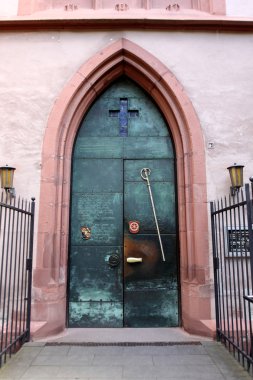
[
  {"x1": 68, "y1": 77, "x2": 179, "y2": 327},
  {"x1": 109, "y1": 98, "x2": 139, "y2": 136}
]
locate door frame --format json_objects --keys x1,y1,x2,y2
[{"x1": 33, "y1": 38, "x2": 212, "y2": 338}]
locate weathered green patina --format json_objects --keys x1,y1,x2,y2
[{"x1": 68, "y1": 77, "x2": 179, "y2": 327}]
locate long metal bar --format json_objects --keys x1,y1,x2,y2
[
  {"x1": 14, "y1": 198, "x2": 24, "y2": 351},
  {"x1": 227, "y1": 195, "x2": 237, "y2": 354},
  {"x1": 10, "y1": 197, "x2": 20, "y2": 354},
  {"x1": 214, "y1": 207, "x2": 222, "y2": 340},
  {"x1": 141, "y1": 168, "x2": 165, "y2": 262},
  {"x1": 245, "y1": 184, "x2": 253, "y2": 291},
  {"x1": 26, "y1": 198, "x2": 35, "y2": 341},
  {"x1": 23, "y1": 203, "x2": 30, "y2": 333},
  {"x1": 0, "y1": 200, "x2": 8, "y2": 310},
  {"x1": 231, "y1": 195, "x2": 240, "y2": 359},
  {"x1": 246, "y1": 184, "x2": 253, "y2": 365},
  {"x1": 241, "y1": 193, "x2": 252, "y2": 359},
  {"x1": 212, "y1": 199, "x2": 247, "y2": 214},
  {"x1": 1, "y1": 198, "x2": 12, "y2": 364},
  {"x1": 19, "y1": 200, "x2": 27, "y2": 337},
  {"x1": 5, "y1": 198, "x2": 15, "y2": 360},
  {"x1": 221, "y1": 198, "x2": 232, "y2": 348},
  {"x1": 0, "y1": 201, "x2": 32, "y2": 215},
  {"x1": 234, "y1": 191, "x2": 244, "y2": 363},
  {"x1": 210, "y1": 201, "x2": 220, "y2": 337},
  {"x1": 224, "y1": 196, "x2": 233, "y2": 349},
  {"x1": 217, "y1": 200, "x2": 226, "y2": 341}
]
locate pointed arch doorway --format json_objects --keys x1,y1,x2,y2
[
  {"x1": 68, "y1": 77, "x2": 179, "y2": 327},
  {"x1": 35, "y1": 39, "x2": 212, "y2": 338}
]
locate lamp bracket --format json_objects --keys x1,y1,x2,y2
[
  {"x1": 6, "y1": 188, "x2": 16, "y2": 199},
  {"x1": 230, "y1": 186, "x2": 239, "y2": 197}
]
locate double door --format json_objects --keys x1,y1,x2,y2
[
  {"x1": 68, "y1": 157, "x2": 178, "y2": 327},
  {"x1": 68, "y1": 76, "x2": 179, "y2": 327}
]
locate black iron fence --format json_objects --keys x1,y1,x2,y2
[
  {"x1": 0, "y1": 193, "x2": 35, "y2": 366},
  {"x1": 211, "y1": 183, "x2": 253, "y2": 371}
]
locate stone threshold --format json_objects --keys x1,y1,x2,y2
[{"x1": 34, "y1": 327, "x2": 211, "y2": 344}]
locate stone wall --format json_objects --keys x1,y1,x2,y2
[{"x1": 0, "y1": 31, "x2": 252, "y2": 201}]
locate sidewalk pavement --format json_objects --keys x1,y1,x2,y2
[{"x1": 0, "y1": 340, "x2": 251, "y2": 380}]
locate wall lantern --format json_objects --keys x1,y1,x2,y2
[
  {"x1": 227, "y1": 163, "x2": 244, "y2": 196},
  {"x1": 0, "y1": 165, "x2": 16, "y2": 197}
]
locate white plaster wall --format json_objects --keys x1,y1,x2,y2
[
  {"x1": 226, "y1": 0, "x2": 253, "y2": 17},
  {"x1": 0, "y1": 30, "x2": 252, "y2": 228},
  {"x1": 0, "y1": 1, "x2": 18, "y2": 17},
  {"x1": 125, "y1": 32, "x2": 253, "y2": 198}
]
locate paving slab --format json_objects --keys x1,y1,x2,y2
[{"x1": 0, "y1": 339, "x2": 252, "y2": 380}]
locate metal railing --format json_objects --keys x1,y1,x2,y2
[
  {"x1": 0, "y1": 193, "x2": 35, "y2": 366},
  {"x1": 211, "y1": 183, "x2": 253, "y2": 371}
]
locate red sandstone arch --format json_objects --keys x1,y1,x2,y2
[{"x1": 33, "y1": 38, "x2": 212, "y2": 338}]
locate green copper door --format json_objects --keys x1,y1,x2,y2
[{"x1": 68, "y1": 77, "x2": 179, "y2": 327}]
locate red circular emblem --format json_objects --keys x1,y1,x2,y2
[{"x1": 129, "y1": 221, "x2": 140, "y2": 234}]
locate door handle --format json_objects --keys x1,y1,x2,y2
[
  {"x1": 108, "y1": 254, "x2": 120, "y2": 267},
  {"x1": 126, "y1": 257, "x2": 143, "y2": 263}
]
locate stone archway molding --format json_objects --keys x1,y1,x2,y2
[{"x1": 33, "y1": 38, "x2": 213, "y2": 338}]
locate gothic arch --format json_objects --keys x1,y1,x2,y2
[{"x1": 33, "y1": 38, "x2": 212, "y2": 338}]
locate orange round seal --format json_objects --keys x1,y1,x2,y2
[{"x1": 129, "y1": 221, "x2": 140, "y2": 234}]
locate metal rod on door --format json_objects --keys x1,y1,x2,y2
[{"x1": 141, "y1": 168, "x2": 166, "y2": 262}]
